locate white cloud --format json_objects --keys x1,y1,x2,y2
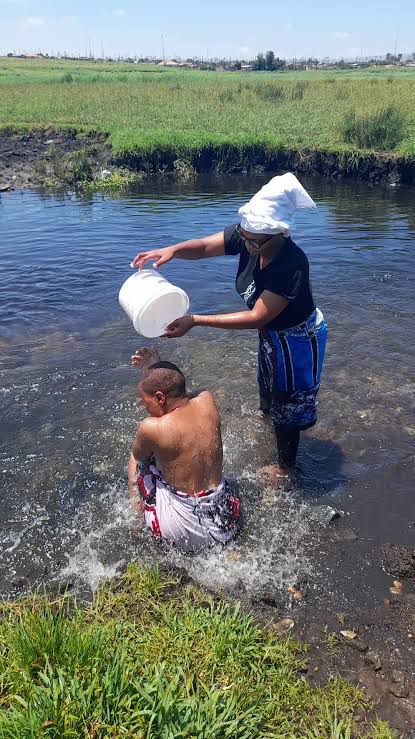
[
  {"x1": 334, "y1": 31, "x2": 351, "y2": 40},
  {"x1": 239, "y1": 46, "x2": 250, "y2": 56},
  {"x1": 285, "y1": 23, "x2": 294, "y2": 31},
  {"x1": 112, "y1": 8, "x2": 125, "y2": 16},
  {"x1": 23, "y1": 16, "x2": 46, "y2": 29}
]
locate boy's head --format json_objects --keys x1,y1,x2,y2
[{"x1": 138, "y1": 361, "x2": 186, "y2": 416}]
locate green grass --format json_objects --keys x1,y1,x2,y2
[
  {"x1": 0, "y1": 564, "x2": 396, "y2": 738},
  {"x1": 1, "y1": 57, "x2": 415, "y2": 160},
  {"x1": 341, "y1": 106, "x2": 406, "y2": 150}
]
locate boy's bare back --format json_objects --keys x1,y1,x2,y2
[{"x1": 139, "y1": 390, "x2": 223, "y2": 494}]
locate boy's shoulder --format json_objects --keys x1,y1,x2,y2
[
  {"x1": 192, "y1": 389, "x2": 215, "y2": 404},
  {"x1": 192, "y1": 389, "x2": 220, "y2": 416},
  {"x1": 138, "y1": 415, "x2": 160, "y2": 436}
]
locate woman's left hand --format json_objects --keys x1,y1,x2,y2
[{"x1": 163, "y1": 315, "x2": 195, "y2": 338}]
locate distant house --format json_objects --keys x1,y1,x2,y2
[
  {"x1": 158, "y1": 60, "x2": 179, "y2": 67},
  {"x1": 241, "y1": 64, "x2": 253, "y2": 71}
]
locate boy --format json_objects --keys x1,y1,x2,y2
[{"x1": 128, "y1": 348, "x2": 239, "y2": 551}]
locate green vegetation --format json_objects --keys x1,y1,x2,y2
[
  {"x1": 1, "y1": 57, "x2": 415, "y2": 163},
  {"x1": 84, "y1": 169, "x2": 147, "y2": 192},
  {"x1": 32, "y1": 144, "x2": 145, "y2": 191},
  {"x1": 34, "y1": 146, "x2": 93, "y2": 187},
  {"x1": 340, "y1": 106, "x2": 405, "y2": 150},
  {"x1": 0, "y1": 564, "x2": 395, "y2": 738}
]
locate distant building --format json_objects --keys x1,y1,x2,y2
[{"x1": 158, "y1": 60, "x2": 179, "y2": 67}]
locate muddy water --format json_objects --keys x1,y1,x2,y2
[{"x1": 1, "y1": 175, "x2": 414, "y2": 611}]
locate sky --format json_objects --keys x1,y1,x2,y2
[{"x1": 1, "y1": 0, "x2": 414, "y2": 61}]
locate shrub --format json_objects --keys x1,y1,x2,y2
[
  {"x1": 60, "y1": 72, "x2": 74, "y2": 83},
  {"x1": 340, "y1": 106, "x2": 405, "y2": 150}
]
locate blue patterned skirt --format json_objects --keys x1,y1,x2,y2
[{"x1": 258, "y1": 308, "x2": 327, "y2": 430}]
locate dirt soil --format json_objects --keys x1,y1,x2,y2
[
  {"x1": 0, "y1": 128, "x2": 112, "y2": 188},
  {"x1": 2, "y1": 127, "x2": 415, "y2": 188}
]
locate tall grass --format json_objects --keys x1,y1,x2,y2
[
  {"x1": 0, "y1": 58, "x2": 414, "y2": 156},
  {"x1": 255, "y1": 82, "x2": 285, "y2": 101},
  {"x1": 0, "y1": 564, "x2": 396, "y2": 738},
  {"x1": 341, "y1": 106, "x2": 405, "y2": 150}
]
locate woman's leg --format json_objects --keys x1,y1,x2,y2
[{"x1": 274, "y1": 426, "x2": 300, "y2": 468}]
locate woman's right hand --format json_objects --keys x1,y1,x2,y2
[{"x1": 130, "y1": 246, "x2": 176, "y2": 270}]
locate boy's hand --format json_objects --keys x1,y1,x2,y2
[
  {"x1": 128, "y1": 482, "x2": 145, "y2": 513},
  {"x1": 131, "y1": 347, "x2": 160, "y2": 368}
]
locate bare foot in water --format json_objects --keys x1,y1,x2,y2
[{"x1": 258, "y1": 464, "x2": 294, "y2": 486}]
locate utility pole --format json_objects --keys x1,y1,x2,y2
[
  {"x1": 394, "y1": 29, "x2": 399, "y2": 58},
  {"x1": 161, "y1": 34, "x2": 166, "y2": 64}
]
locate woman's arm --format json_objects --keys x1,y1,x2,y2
[
  {"x1": 164, "y1": 291, "x2": 289, "y2": 337},
  {"x1": 130, "y1": 231, "x2": 225, "y2": 270}
]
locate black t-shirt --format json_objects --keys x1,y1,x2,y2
[{"x1": 224, "y1": 223, "x2": 315, "y2": 331}]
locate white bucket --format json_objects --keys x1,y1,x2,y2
[{"x1": 119, "y1": 269, "x2": 190, "y2": 338}]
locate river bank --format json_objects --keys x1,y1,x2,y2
[
  {"x1": 2, "y1": 59, "x2": 415, "y2": 188},
  {"x1": 0, "y1": 562, "x2": 399, "y2": 738},
  {"x1": 1, "y1": 128, "x2": 414, "y2": 190}
]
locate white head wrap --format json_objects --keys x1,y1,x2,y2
[{"x1": 238, "y1": 172, "x2": 316, "y2": 236}]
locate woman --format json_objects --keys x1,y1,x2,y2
[{"x1": 131, "y1": 173, "x2": 327, "y2": 480}]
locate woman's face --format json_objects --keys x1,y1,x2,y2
[{"x1": 237, "y1": 225, "x2": 280, "y2": 255}]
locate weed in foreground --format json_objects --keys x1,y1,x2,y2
[{"x1": 0, "y1": 564, "x2": 395, "y2": 738}]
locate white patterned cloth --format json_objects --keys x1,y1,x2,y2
[
  {"x1": 238, "y1": 172, "x2": 316, "y2": 236},
  {"x1": 136, "y1": 459, "x2": 239, "y2": 552}
]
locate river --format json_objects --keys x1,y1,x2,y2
[{"x1": 1, "y1": 174, "x2": 414, "y2": 615}]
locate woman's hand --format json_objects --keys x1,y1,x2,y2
[
  {"x1": 163, "y1": 315, "x2": 195, "y2": 338},
  {"x1": 130, "y1": 246, "x2": 176, "y2": 270},
  {"x1": 131, "y1": 347, "x2": 160, "y2": 368}
]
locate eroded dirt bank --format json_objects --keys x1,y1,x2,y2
[{"x1": 1, "y1": 127, "x2": 415, "y2": 189}]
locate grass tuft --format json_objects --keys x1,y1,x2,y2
[
  {"x1": 290, "y1": 80, "x2": 309, "y2": 100},
  {"x1": 60, "y1": 72, "x2": 74, "y2": 83},
  {"x1": 340, "y1": 106, "x2": 405, "y2": 150},
  {"x1": 0, "y1": 564, "x2": 394, "y2": 737},
  {"x1": 255, "y1": 82, "x2": 285, "y2": 101}
]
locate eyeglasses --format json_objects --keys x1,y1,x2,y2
[{"x1": 236, "y1": 224, "x2": 275, "y2": 251}]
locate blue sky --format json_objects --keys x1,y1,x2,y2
[{"x1": 1, "y1": 0, "x2": 414, "y2": 60}]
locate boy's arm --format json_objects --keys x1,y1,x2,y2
[
  {"x1": 128, "y1": 452, "x2": 141, "y2": 509},
  {"x1": 131, "y1": 419, "x2": 155, "y2": 463},
  {"x1": 128, "y1": 420, "x2": 155, "y2": 510}
]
